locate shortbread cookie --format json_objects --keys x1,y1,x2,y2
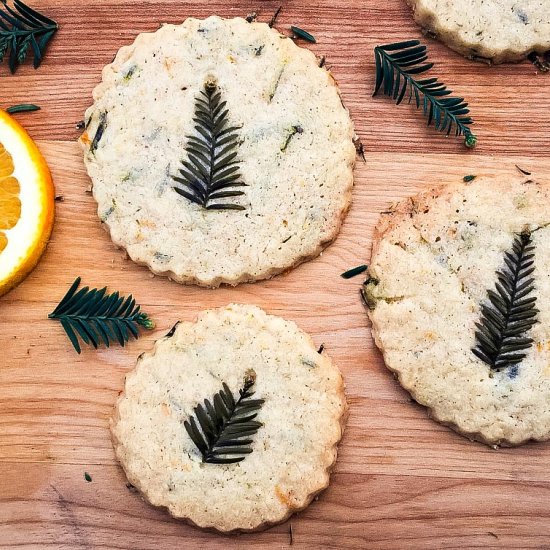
[
  {"x1": 111, "y1": 304, "x2": 347, "y2": 532},
  {"x1": 80, "y1": 16, "x2": 355, "y2": 287},
  {"x1": 407, "y1": 0, "x2": 550, "y2": 63},
  {"x1": 364, "y1": 176, "x2": 550, "y2": 446}
]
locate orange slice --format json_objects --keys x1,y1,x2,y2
[{"x1": 0, "y1": 110, "x2": 54, "y2": 297}]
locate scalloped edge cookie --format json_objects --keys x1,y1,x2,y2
[
  {"x1": 111, "y1": 304, "x2": 348, "y2": 531},
  {"x1": 407, "y1": 0, "x2": 550, "y2": 63}
]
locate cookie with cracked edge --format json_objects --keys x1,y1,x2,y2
[
  {"x1": 365, "y1": 176, "x2": 550, "y2": 446},
  {"x1": 80, "y1": 16, "x2": 355, "y2": 287},
  {"x1": 111, "y1": 304, "x2": 347, "y2": 532},
  {"x1": 407, "y1": 0, "x2": 550, "y2": 64}
]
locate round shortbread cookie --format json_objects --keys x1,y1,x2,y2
[
  {"x1": 111, "y1": 304, "x2": 347, "y2": 532},
  {"x1": 80, "y1": 16, "x2": 355, "y2": 287},
  {"x1": 364, "y1": 176, "x2": 550, "y2": 446},
  {"x1": 407, "y1": 0, "x2": 550, "y2": 63}
]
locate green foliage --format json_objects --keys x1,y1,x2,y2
[
  {"x1": 6, "y1": 103, "x2": 39, "y2": 113},
  {"x1": 374, "y1": 40, "x2": 476, "y2": 147},
  {"x1": 472, "y1": 233, "x2": 538, "y2": 370},
  {"x1": 184, "y1": 371, "x2": 264, "y2": 464},
  {"x1": 341, "y1": 264, "x2": 368, "y2": 279},
  {"x1": 172, "y1": 79, "x2": 247, "y2": 211},
  {"x1": 290, "y1": 25, "x2": 316, "y2": 43},
  {"x1": 0, "y1": 0, "x2": 57, "y2": 73},
  {"x1": 49, "y1": 277, "x2": 154, "y2": 354}
]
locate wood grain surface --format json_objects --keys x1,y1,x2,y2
[{"x1": 2, "y1": 1, "x2": 550, "y2": 549}]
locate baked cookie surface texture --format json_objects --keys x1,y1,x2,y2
[
  {"x1": 111, "y1": 304, "x2": 347, "y2": 532},
  {"x1": 365, "y1": 177, "x2": 550, "y2": 446},
  {"x1": 81, "y1": 16, "x2": 355, "y2": 286},
  {"x1": 407, "y1": 0, "x2": 550, "y2": 63}
]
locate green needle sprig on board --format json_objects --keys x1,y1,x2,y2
[
  {"x1": 373, "y1": 40, "x2": 476, "y2": 148},
  {"x1": 290, "y1": 26, "x2": 316, "y2": 43},
  {"x1": 6, "y1": 103, "x2": 39, "y2": 114},
  {"x1": 49, "y1": 277, "x2": 154, "y2": 354},
  {"x1": 0, "y1": 0, "x2": 58, "y2": 73}
]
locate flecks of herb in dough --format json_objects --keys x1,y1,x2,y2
[
  {"x1": 90, "y1": 112, "x2": 107, "y2": 154},
  {"x1": 101, "y1": 206, "x2": 114, "y2": 221},
  {"x1": 123, "y1": 65, "x2": 138, "y2": 81},
  {"x1": 281, "y1": 125, "x2": 303, "y2": 151},
  {"x1": 153, "y1": 252, "x2": 172, "y2": 262},
  {"x1": 513, "y1": 194, "x2": 529, "y2": 209},
  {"x1": 101, "y1": 199, "x2": 116, "y2": 222},
  {"x1": 515, "y1": 8, "x2": 529, "y2": 24},
  {"x1": 268, "y1": 64, "x2": 286, "y2": 102}
]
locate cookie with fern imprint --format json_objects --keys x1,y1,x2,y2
[
  {"x1": 407, "y1": 0, "x2": 550, "y2": 64},
  {"x1": 80, "y1": 16, "x2": 355, "y2": 287},
  {"x1": 364, "y1": 176, "x2": 550, "y2": 446},
  {"x1": 111, "y1": 304, "x2": 347, "y2": 532}
]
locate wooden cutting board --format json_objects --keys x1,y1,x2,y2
[{"x1": 2, "y1": 1, "x2": 550, "y2": 548}]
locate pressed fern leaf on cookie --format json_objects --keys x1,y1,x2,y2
[
  {"x1": 0, "y1": 0, "x2": 58, "y2": 73},
  {"x1": 373, "y1": 40, "x2": 476, "y2": 147},
  {"x1": 472, "y1": 232, "x2": 538, "y2": 370},
  {"x1": 49, "y1": 277, "x2": 154, "y2": 354},
  {"x1": 184, "y1": 370, "x2": 264, "y2": 464},
  {"x1": 172, "y1": 79, "x2": 247, "y2": 211}
]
